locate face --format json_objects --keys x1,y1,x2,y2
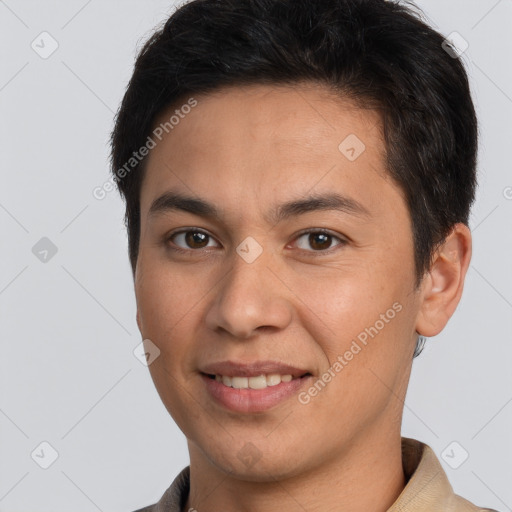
[{"x1": 135, "y1": 83, "x2": 424, "y2": 480}]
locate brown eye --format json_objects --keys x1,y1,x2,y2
[
  {"x1": 185, "y1": 231, "x2": 208, "y2": 248},
  {"x1": 169, "y1": 229, "x2": 219, "y2": 250},
  {"x1": 294, "y1": 230, "x2": 346, "y2": 252},
  {"x1": 308, "y1": 232, "x2": 332, "y2": 250}
]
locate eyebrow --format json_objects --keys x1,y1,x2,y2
[{"x1": 148, "y1": 190, "x2": 372, "y2": 224}]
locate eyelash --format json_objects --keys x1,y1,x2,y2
[{"x1": 165, "y1": 228, "x2": 348, "y2": 255}]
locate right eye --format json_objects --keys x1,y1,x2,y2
[{"x1": 166, "y1": 228, "x2": 221, "y2": 252}]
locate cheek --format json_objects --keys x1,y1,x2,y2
[
  {"x1": 291, "y1": 267, "x2": 400, "y2": 354},
  {"x1": 297, "y1": 276, "x2": 415, "y2": 422},
  {"x1": 135, "y1": 263, "x2": 203, "y2": 423},
  {"x1": 135, "y1": 260, "x2": 197, "y2": 350}
]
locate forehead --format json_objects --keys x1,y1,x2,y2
[
  {"x1": 151, "y1": 82, "x2": 384, "y2": 158},
  {"x1": 140, "y1": 82, "x2": 399, "y2": 222}
]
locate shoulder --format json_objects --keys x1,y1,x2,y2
[
  {"x1": 395, "y1": 438, "x2": 498, "y2": 512},
  {"x1": 450, "y1": 492, "x2": 499, "y2": 511},
  {"x1": 129, "y1": 466, "x2": 191, "y2": 512}
]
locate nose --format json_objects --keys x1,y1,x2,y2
[{"x1": 204, "y1": 245, "x2": 293, "y2": 339}]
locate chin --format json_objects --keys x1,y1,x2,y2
[{"x1": 199, "y1": 440, "x2": 311, "y2": 482}]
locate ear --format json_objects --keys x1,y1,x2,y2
[
  {"x1": 136, "y1": 309, "x2": 142, "y2": 333},
  {"x1": 415, "y1": 223, "x2": 472, "y2": 337}
]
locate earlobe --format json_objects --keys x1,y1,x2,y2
[{"x1": 415, "y1": 223, "x2": 472, "y2": 337}]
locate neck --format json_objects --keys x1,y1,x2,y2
[{"x1": 184, "y1": 429, "x2": 406, "y2": 512}]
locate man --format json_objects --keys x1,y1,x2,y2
[{"x1": 110, "y1": 0, "x2": 497, "y2": 510}]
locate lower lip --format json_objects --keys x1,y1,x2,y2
[{"x1": 201, "y1": 374, "x2": 310, "y2": 413}]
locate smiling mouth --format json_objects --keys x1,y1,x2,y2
[{"x1": 203, "y1": 372, "x2": 312, "y2": 390}]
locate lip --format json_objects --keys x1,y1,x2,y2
[
  {"x1": 200, "y1": 360, "x2": 310, "y2": 378},
  {"x1": 200, "y1": 360, "x2": 312, "y2": 413}
]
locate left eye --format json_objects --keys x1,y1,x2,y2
[{"x1": 293, "y1": 230, "x2": 346, "y2": 252}]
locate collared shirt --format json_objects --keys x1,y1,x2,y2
[{"x1": 133, "y1": 437, "x2": 497, "y2": 512}]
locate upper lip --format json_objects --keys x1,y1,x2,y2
[{"x1": 201, "y1": 360, "x2": 311, "y2": 378}]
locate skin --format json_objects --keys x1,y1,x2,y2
[{"x1": 134, "y1": 82, "x2": 472, "y2": 512}]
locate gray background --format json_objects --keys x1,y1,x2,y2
[{"x1": 1, "y1": 0, "x2": 511, "y2": 511}]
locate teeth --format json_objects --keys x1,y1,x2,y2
[
  {"x1": 248, "y1": 375, "x2": 267, "y2": 389},
  {"x1": 266, "y1": 374, "x2": 282, "y2": 386},
  {"x1": 213, "y1": 373, "x2": 297, "y2": 389},
  {"x1": 231, "y1": 376, "x2": 249, "y2": 389}
]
